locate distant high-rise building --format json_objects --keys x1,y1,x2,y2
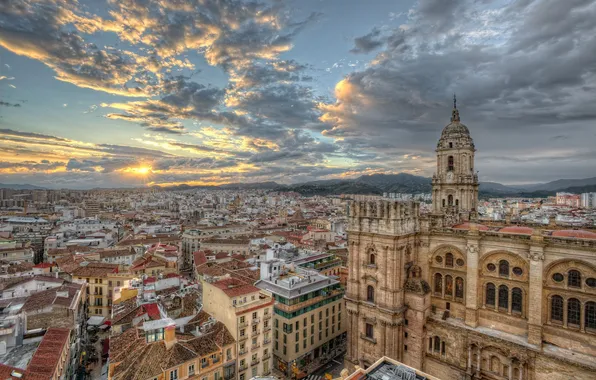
[
  {"x1": 580, "y1": 192, "x2": 596, "y2": 208},
  {"x1": 84, "y1": 200, "x2": 100, "y2": 217}
]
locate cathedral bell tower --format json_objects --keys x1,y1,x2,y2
[{"x1": 432, "y1": 96, "x2": 479, "y2": 221}]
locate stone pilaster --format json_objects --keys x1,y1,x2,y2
[
  {"x1": 465, "y1": 230, "x2": 480, "y2": 327},
  {"x1": 527, "y1": 233, "x2": 545, "y2": 346}
]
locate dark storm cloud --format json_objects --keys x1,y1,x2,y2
[
  {"x1": 350, "y1": 28, "x2": 384, "y2": 54},
  {"x1": 0, "y1": 101, "x2": 21, "y2": 107},
  {"x1": 320, "y1": 0, "x2": 596, "y2": 182}
]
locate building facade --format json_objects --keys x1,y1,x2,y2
[
  {"x1": 345, "y1": 105, "x2": 596, "y2": 380},
  {"x1": 202, "y1": 278, "x2": 274, "y2": 380}
]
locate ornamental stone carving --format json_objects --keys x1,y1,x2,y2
[{"x1": 527, "y1": 251, "x2": 544, "y2": 261}]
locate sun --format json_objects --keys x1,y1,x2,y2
[{"x1": 125, "y1": 166, "x2": 153, "y2": 176}]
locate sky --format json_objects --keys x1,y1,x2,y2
[{"x1": 0, "y1": 0, "x2": 595, "y2": 189}]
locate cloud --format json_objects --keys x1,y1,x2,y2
[
  {"x1": 350, "y1": 28, "x2": 385, "y2": 54},
  {"x1": 0, "y1": 101, "x2": 21, "y2": 107},
  {"x1": 319, "y1": 0, "x2": 596, "y2": 182}
]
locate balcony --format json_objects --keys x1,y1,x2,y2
[
  {"x1": 251, "y1": 329, "x2": 260, "y2": 337},
  {"x1": 262, "y1": 353, "x2": 271, "y2": 360},
  {"x1": 239, "y1": 334, "x2": 248, "y2": 342},
  {"x1": 263, "y1": 338, "x2": 272, "y2": 345},
  {"x1": 263, "y1": 313, "x2": 272, "y2": 320},
  {"x1": 263, "y1": 370, "x2": 271, "y2": 376},
  {"x1": 239, "y1": 349, "x2": 248, "y2": 356},
  {"x1": 238, "y1": 321, "x2": 248, "y2": 328},
  {"x1": 251, "y1": 359, "x2": 260, "y2": 366},
  {"x1": 251, "y1": 343, "x2": 260, "y2": 350},
  {"x1": 263, "y1": 325, "x2": 271, "y2": 332},
  {"x1": 251, "y1": 318, "x2": 260, "y2": 325},
  {"x1": 239, "y1": 363, "x2": 248, "y2": 372}
]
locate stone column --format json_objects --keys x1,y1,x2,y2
[
  {"x1": 476, "y1": 347, "x2": 481, "y2": 372},
  {"x1": 467, "y1": 345, "x2": 472, "y2": 370},
  {"x1": 465, "y1": 233, "x2": 480, "y2": 327},
  {"x1": 527, "y1": 235, "x2": 545, "y2": 346},
  {"x1": 508, "y1": 358, "x2": 513, "y2": 380},
  {"x1": 519, "y1": 362, "x2": 524, "y2": 380},
  {"x1": 379, "y1": 321, "x2": 387, "y2": 357},
  {"x1": 580, "y1": 302, "x2": 586, "y2": 332}
]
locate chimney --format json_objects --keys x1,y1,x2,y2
[{"x1": 164, "y1": 324, "x2": 177, "y2": 349}]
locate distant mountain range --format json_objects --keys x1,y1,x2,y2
[
  {"x1": 0, "y1": 183, "x2": 47, "y2": 190},
  {"x1": 3, "y1": 176, "x2": 596, "y2": 197}
]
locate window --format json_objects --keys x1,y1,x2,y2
[
  {"x1": 499, "y1": 260, "x2": 509, "y2": 277},
  {"x1": 170, "y1": 369, "x2": 178, "y2": 380},
  {"x1": 295, "y1": 332, "x2": 299, "y2": 340},
  {"x1": 512, "y1": 288, "x2": 522, "y2": 314},
  {"x1": 365, "y1": 323, "x2": 373, "y2": 339},
  {"x1": 568, "y1": 298, "x2": 581, "y2": 326},
  {"x1": 428, "y1": 337, "x2": 433, "y2": 351},
  {"x1": 445, "y1": 275, "x2": 453, "y2": 297},
  {"x1": 568, "y1": 270, "x2": 581, "y2": 288},
  {"x1": 240, "y1": 316, "x2": 245, "y2": 323},
  {"x1": 433, "y1": 336, "x2": 440, "y2": 352},
  {"x1": 498, "y1": 285, "x2": 508, "y2": 309},
  {"x1": 485, "y1": 283, "x2": 496, "y2": 306},
  {"x1": 448, "y1": 155, "x2": 454, "y2": 171},
  {"x1": 551, "y1": 295, "x2": 563, "y2": 322},
  {"x1": 189, "y1": 364, "x2": 195, "y2": 375},
  {"x1": 445, "y1": 253, "x2": 454, "y2": 267},
  {"x1": 441, "y1": 341, "x2": 445, "y2": 355},
  {"x1": 367, "y1": 285, "x2": 374, "y2": 303},
  {"x1": 455, "y1": 277, "x2": 464, "y2": 299},
  {"x1": 295, "y1": 343, "x2": 299, "y2": 353},
  {"x1": 586, "y1": 302, "x2": 596, "y2": 330},
  {"x1": 370, "y1": 253, "x2": 376, "y2": 265},
  {"x1": 253, "y1": 312, "x2": 257, "y2": 319},
  {"x1": 449, "y1": 142, "x2": 453, "y2": 148},
  {"x1": 448, "y1": 194, "x2": 453, "y2": 206},
  {"x1": 434, "y1": 273, "x2": 442, "y2": 294}
]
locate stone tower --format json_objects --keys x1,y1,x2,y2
[{"x1": 431, "y1": 96, "x2": 479, "y2": 221}]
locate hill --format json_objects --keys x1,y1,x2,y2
[{"x1": 0, "y1": 183, "x2": 47, "y2": 190}]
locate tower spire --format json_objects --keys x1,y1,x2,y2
[
  {"x1": 453, "y1": 93, "x2": 457, "y2": 109},
  {"x1": 451, "y1": 94, "x2": 460, "y2": 122}
]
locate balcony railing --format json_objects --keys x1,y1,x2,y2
[
  {"x1": 263, "y1": 314, "x2": 272, "y2": 320},
  {"x1": 238, "y1": 321, "x2": 248, "y2": 328},
  {"x1": 251, "y1": 359, "x2": 260, "y2": 366},
  {"x1": 239, "y1": 363, "x2": 248, "y2": 371},
  {"x1": 262, "y1": 353, "x2": 271, "y2": 360},
  {"x1": 275, "y1": 288, "x2": 344, "y2": 314},
  {"x1": 239, "y1": 335, "x2": 248, "y2": 342},
  {"x1": 251, "y1": 330, "x2": 260, "y2": 336},
  {"x1": 263, "y1": 338, "x2": 272, "y2": 345},
  {"x1": 263, "y1": 325, "x2": 271, "y2": 332},
  {"x1": 251, "y1": 318, "x2": 260, "y2": 325},
  {"x1": 251, "y1": 343, "x2": 260, "y2": 350},
  {"x1": 239, "y1": 349, "x2": 248, "y2": 356}
]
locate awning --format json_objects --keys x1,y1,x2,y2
[{"x1": 87, "y1": 316, "x2": 106, "y2": 326}]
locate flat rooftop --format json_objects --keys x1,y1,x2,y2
[{"x1": 256, "y1": 269, "x2": 339, "y2": 299}]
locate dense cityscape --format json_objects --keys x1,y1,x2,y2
[{"x1": 2, "y1": 0, "x2": 596, "y2": 379}]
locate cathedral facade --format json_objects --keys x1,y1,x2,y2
[{"x1": 344, "y1": 104, "x2": 596, "y2": 380}]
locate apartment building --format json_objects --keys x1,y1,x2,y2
[
  {"x1": 203, "y1": 278, "x2": 274, "y2": 380},
  {"x1": 201, "y1": 238, "x2": 252, "y2": 256},
  {"x1": 0, "y1": 239, "x2": 34, "y2": 263},
  {"x1": 72, "y1": 263, "x2": 133, "y2": 318},
  {"x1": 255, "y1": 261, "x2": 347, "y2": 377}
]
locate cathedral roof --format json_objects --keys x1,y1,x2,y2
[
  {"x1": 499, "y1": 226, "x2": 534, "y2": 235},
  {"x1": 552, "y1": 229, "x2": 596, "y2": 239},
  {"x1": 452, "y1": 222, "x2": 489, "y2": 231},
  {"x1": 437, "y1": 97, "x2": 474, "y2": 149}
]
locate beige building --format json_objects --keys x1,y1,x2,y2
[
  {"x1": 0, "y1": 239, "x2": 35, "y2": 263},
  {"x1": 345, "y1": 104, "x2": 596, "y2": 380},
  {"x1": 72, "y1": 263, "x2": 134, "y2": 318},
  {"x1": 256, "y1": 262, "x2": 347, "y2": 378},
  {"x1": 203, "y1": 277, "x2": 274, "y2": 380},
  {"x1": 201, "y1": 238, "x2": 252, "y2": 256}
]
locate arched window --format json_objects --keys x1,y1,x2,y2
[
  {"x1": 449, "y1": 142, "x2": 453, "y2": 148},
  {"x1": 490, "y1": 356, "x2": 500, "y2": 372},
  {"x1": 469, "y1": 156, "x2": 473, "y2": 171},
  {"x1": 568, "y1": 298, "x2": 581, "y2": 326},
  {"x1": 367, "y1": 285, "x2": 375, "y2": 303},
  {"x1": 434, "y1": 273, "x2": 442, "y2": 295},
  {"x1": 441, "y1": 341, "x2": 445, "y2": 355},
  {"x1": 568, "y1": 270, "x2": 581, "y2": 288},
  {"x1": 486, "y1": 283, "x2": 496, "y2": 306},
  {"x1": 448, "y1": 194, "x2": 453, "y2": 206},
  {"x1": 445, "y1": 275, "x2": 453, "y2": 296},
  {"x1": 445, "y1": 253, "x2": 454, "y2": 267},
  {"x1": 369, "y1": 253, "x2": 376, "y2": 265},
  {"x1": 498, "y1": 285, "x2": 509, "y2": 309},
  {"x1": 455, "y1": 277, "x2": 464, "y2": 299},
  {"x1": 448, "y1": 156, "x2": 454, "y2": 171},
  {"x1": 434, "y1": 336, "x2": 440, "y2": 352},
  {"x1": 586, "y1": 302, "x2": 596, "y2": 330},
  {"x1": 442, "y1": 199, "x2": 446, "y2": 207},
  {"x1": 455, "y1": 199, "x2": 459, "y2": 207},
  {"x1": 428, "y1": 337, "x2": 433, "y2": 351},
  {"x1": 551, "y1": 295, "x2": 563, "y2": 322},
  {"x1": 499, "y1": 260, "x2": 509, "y2": 277},
  {"x1": 512, "y1": 288, "x2": 522, "y2": 314}
]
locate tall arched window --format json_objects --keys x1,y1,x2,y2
[
  {"x1": 369, "y1": 253, "x2": 376, "y2": 265},
  {"x1": 445, "y1": 253, "x2": 454, "y2": 267},
  {"x1": 442, "y1": 199, "x2": 446, "y2": 207},
  {"x1": 499, "y1": 260, "x2": 509, "y2": 277},
  {"x1": 512, "y1": 288, "x2": 522, "y2": 314},
  {"x1": 367, "y1": 285, "x2": 375, "y2": 303},
  {"x1": 586, "y1": 302, "x2": 596, "y2": 330},
  {"x1": 486, "y1": 283, "x2": 495, "y2": 306},
  {"x1": 434, "y1": 273, "x2": 443, "y2": 295},
  {"x1": 568, "y1": 270, "x2": 581, "y2": 288},
  {"x1": 445, "y1": 275, "x2": 453, "y2": 297},
  {"x1": 455, "y1": 277, "x2": 464, "y2": 299},
  {"x1": 568, "y1": 298, "x2": 581, "y2": 326},
  {"x1": 448, "y1": 156, "x2": 454, "y2": 171},
  {"x1": 448, "y1": 194, "x2": 453, "y2": 206},
  {"x1": 551, "y1": 295, "x2": 563, "y2": 322},
  {"x1": 498, "y1": 285, "x2": 509, "y2": 309},
  {"x1": 434, "y1": 336, "x2": 440, "y2": 352}
]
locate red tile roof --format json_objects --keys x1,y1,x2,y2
[
  {"x1": 212, "y1": 278, "x2": 260, "y2": 297},
  {"x1": 452, "y1": 222, "x2": 489, "y2": 231},
  {"x1": 552, "y1": 229, "x2": 596, "y2": 239},
  {"x1": 499, "y1": 226, "x2": 534, "y2": 235},
  {"x1": 26, "y1": 328, "x2": 70, "y2": 379}
]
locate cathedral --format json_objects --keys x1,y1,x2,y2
[{"x1": 344, "y1": 102, "x2": 596, "y2": 380}]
